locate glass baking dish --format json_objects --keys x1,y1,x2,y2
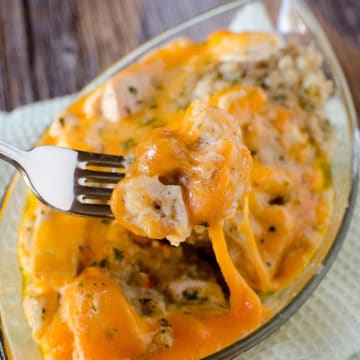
[{"x1": 0, "y1": 0, "x2": 358, "y2": 359}]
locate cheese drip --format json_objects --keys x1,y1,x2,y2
[
  {"x1": 149, "y1": 225, "x2": 262, "y2": 360},
  {"x1": 111, "y1": 99, "x2": 263, "y2": 358}
]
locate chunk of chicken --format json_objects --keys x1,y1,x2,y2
[
  {"x1": 23, "y1": 289, "x2": 59, "y2": 340},
  {"x1": 111, "y1": 175, "x2": 191, "y2": 246},
  {"x1": 83, "y1": 88, "x2": 103, "y2": 117},
  {"x1": 62, "y1": 267, "x2": 151, "y2": 359},
  {"x1": 102, "y1": 59, "x2": 163, "y2": 121},
  {"x1": 167, "y1": 279, "x2": 226, "y2": 308},
  {"x1": 181, "y1": 100, "x2": 252, "y2": 224},
  {"x1": 208, "y1": 31, "x2": 279, "y2": 62},
  {"x1": 80, "y1": 37, "x2": 201, "y2": 124},
  {"x1": 83, "y1": 59, "x2": 163, "y2": 122},
  {"x1": 111, "y1": 100, "x2": 252, "y2": 244}
]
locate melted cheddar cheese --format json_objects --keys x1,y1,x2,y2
[{"x1": 18, "y1": 31, "x2": 334, "y2": 359}]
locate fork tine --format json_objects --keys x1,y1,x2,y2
[
  {"x1": 75, "y1": 186, "x2": 113, "y2": 201},
  {"x1": 77, "y1": 151, "x2": 125, "y2": 168},
  {"x1": 72, "y1": 202, "x2": 114, "y2": 218},
  {"x1": 74, "y1": 151, "x2": 125, "y2": 218},
  {"x1": 76, "y1": 169, "x2": 125, "y2": 185}
]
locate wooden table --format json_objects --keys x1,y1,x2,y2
[{"x1": 0, "y1": 0, "x2": 359, "y2": 118}]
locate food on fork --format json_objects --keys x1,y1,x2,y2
[
  {"x1": 111, "y1": 99, "x2": 252, "y2": 246},
  {"x1": 18, "y1": 31, "x2": 334, "y2": 359}
]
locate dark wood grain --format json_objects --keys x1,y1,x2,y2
[
  {"x1": 0, "y1": 0, "x2": 34, "y2": 108},
  {"x1": 310, "y1": 0, "x2": 360, "y2": 117},
  {"x1": 0, "y1": 0, "x2": 359, "y2": 118}
]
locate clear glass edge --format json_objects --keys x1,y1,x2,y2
[
  {"x1": 0, "y1": 0, "x2": 358, "y2": 359},
  {"x1": 0, "y1": 173, "x2": 19, "y2": 360},
  {"x1": 205, "y1": 0, "x2": 360, "y2": 358}
]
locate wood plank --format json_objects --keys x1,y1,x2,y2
[
  {"x1": 0, "y1": 15, "x2": 8, "y2": 110},
  {"x1": 308, "y1": 0, "x2": 360, "y2": 116},
  {"x1": 72, "y1": 0, "x2": 143, "y2": 88},
  {"x1": 0, "y1": 0, "x2": 34, "y2": 110},
  {"x1": 0, "y1": 0, "x2": 359, "y2": 114},
  {"x1": 24, "y1": 0, "x2": 82, "y2": 100},
  {"x1": 139, "y1": 0, "x2": 228, "y2": 42}
]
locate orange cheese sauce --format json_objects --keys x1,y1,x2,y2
[{"x1": 18, "y1": 31, "x2": 334, "y2": 359}]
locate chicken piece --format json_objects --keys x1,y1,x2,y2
[
  {"x1": 48, "y1": 113, "x2": 81, "y2": 148},
  {"x1": 111, "y1": 100, "x2": 252, "y2": 243},
  {"x1": 208, "y1": 31, "x2": 279, "y2": 62},
  {"x1": 101, "y1": 59, "x2": 163, "y2": 122},
  {"x1": 181, "y1": 100, "x2": 252, "y2": 224},
  {"x1": 31, "y1": 209, "x2": 87, "y2": 288},
  {"x1": 111, "y1": 175, "x2": 191, "y2": 246},
  {"x1": 167, "y1": 279, "x2": 226, "y2": 308},
  {"x1": 62, "y1": 267, "x2": 151, "y2": 359},
  {"x1": 39, "y1": 314, "x2": 74, "y2": 360},
  {"x1": 23, "y1": 289, "x2": 59, "y2": 340},
  {"x1": 83, "y1": 88, "x2": 103, "y2": 117}
]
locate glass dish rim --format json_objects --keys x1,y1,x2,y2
[{"x1": 0, "y1": 0, "x2": 358, "y2": 359}]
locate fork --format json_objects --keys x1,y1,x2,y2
[{"x1": 0, "y1": 141, "x2": 126, "y2": 217}]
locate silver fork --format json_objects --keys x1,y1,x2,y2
[{"x1": 0, "y1": 141, "x2": 126, "y2": 217}]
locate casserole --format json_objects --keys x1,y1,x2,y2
[{"x1": 0, "y1": 0, "x2": 358, "y2": 359}]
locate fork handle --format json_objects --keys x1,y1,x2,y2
[{"x1": 0, "y1": 140, "x2": 28, "y2": 170}]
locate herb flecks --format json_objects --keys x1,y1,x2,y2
[
  {"x1": 182, "y1": 289, "x2": 199, "y2": 301},
  {"x1": 269, "y1": 196, "x2": 285, "y2": 205},
  {"x1": 182, "y1": 288, "x2": 208, "y2": 304},
  {"x1": 300, "y1": 101, "x2": 316, "y2": 112},
  {"x1": 139, "y1": 298, "x2": 155, "y2": 316},
  {"x1": 99, "y1": 258, "x2": 109, "y2": 269},
  {"x1": 141, "y1": 117, "x2": 156, "y2": 126},
  {"x1": 152, "y1": 81, "x2": 164, "y2": 91},
  {"x1": 128, "y1": 86, "x2": 138, "y2": 95},
  {"x1": 58, "y1": 117, "x2": 65, "y2": 127},
  {"x1": 152, "y1": 200, "x2": 162, "y2": 210},
  {"x1": 160, "y1": 318, "x2": 171, "y2": 328},
  {"x1": 121, "y1": 138, "x2": 137, "y2": 150},
  {"x1": 271, "y1": 94, "x2": 287, "y2": 102},
  {"x1": 113, "y1": 248, "x2": 124, "y2": 262},
  {"x1": 124, "y1": 106, "x2": 131, "y2": 116},
  {"x1": 255, "y1": 78, "x2": 267, "y2": 88}
]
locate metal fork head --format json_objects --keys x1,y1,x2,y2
[
  {"x1": 72, "y1": 151, "x2": 126, "y2": 217},
  {"x1": 22, "y1": 146, "x2": 125, "y2": 218}
]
